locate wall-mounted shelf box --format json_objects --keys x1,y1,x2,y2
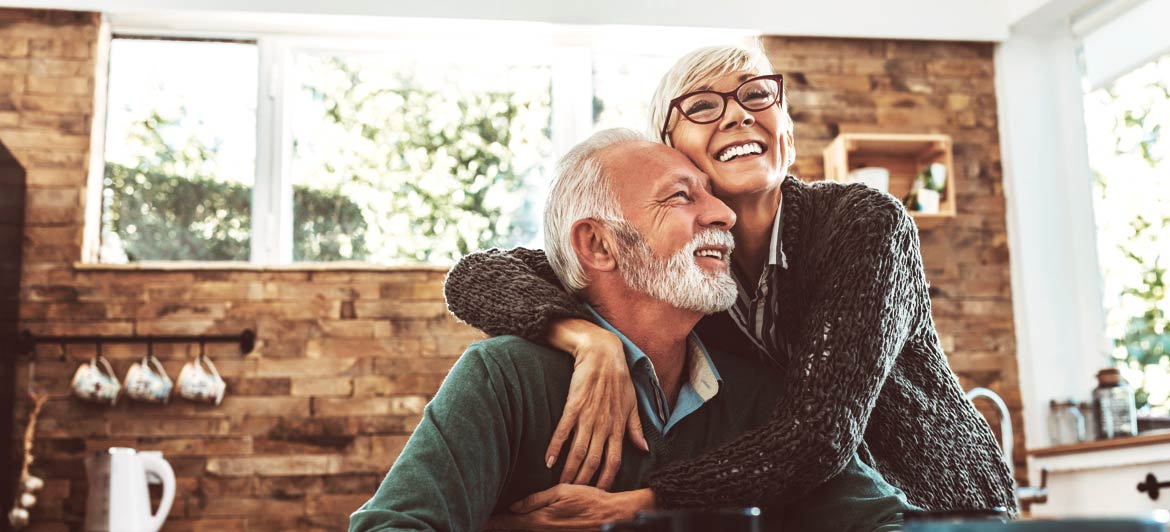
[{"x1": 822, "y1": 133, "x2": 956, "y2": 223}]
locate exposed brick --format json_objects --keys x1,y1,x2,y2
[
  {"x1": 13, "y1": 93, "x2": 92, "y2": 113},
  {"x1": 290, "y1": 377, "x2": 354, "y2": 397},
  {"x1": 312, "y1": 396, "x2": 427, "y2": 417},
  {"x1": 26, "y1": 74, "x2": 90, "y2": 95},
  {"x1": 0, "y1": 36, "x2": 28, "y2": 57}
]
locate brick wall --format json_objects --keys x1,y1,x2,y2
[
  {"x1": 763, "y1": 35, "x2": 1024, "y2": 477},
  {"x1": 3, "y1": 10, "x2": 1023, "y2": 531}
]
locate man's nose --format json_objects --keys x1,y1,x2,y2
[{"x1": 698, "y1": 192, "x2": 736, "y2": 230}]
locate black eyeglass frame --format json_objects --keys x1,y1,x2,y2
[{"x1": 659, "y1": 74, "x2": 785, "y2": 143}]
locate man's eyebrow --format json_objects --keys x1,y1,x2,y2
[{"x1": 657, "y1": 174, "x2": 709, "y2": 194}]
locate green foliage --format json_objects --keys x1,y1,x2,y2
[
  {"x1": 103, "y1": 163, "x2": 250, "y2": 261},
  {"x1": 1098, "y1": 59, "x2": 1170, "y2": 409},
  {"x1": 1113, "y1": 215, "x2": 1169, "y2": 409},
  {"x1": 291, "y1": 55, "x2": 550, "y2": 263},
  {"x1": 1107, "y1": 74, "x2": 1168, "y2": 167},
  {"x1": 102, "y1": 109, "x2": 369, "y2": 262},
  {"x1": 103, "y1": 56, "x2": 550, "y2": 265}
]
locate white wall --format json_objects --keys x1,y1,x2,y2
[{"x1": 2, "y1": 0, "x2": 1015, "y2": 41}]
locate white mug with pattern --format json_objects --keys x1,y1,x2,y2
[
  {"x1": 123, "y1": 354, "x2": 173, "y2": 404},
  {"x1": 177, "y1": 354, "x2": 226, "y2": 405},
  {"x1": 71, "y1": 355, "x2": 121, "y2": 405}
]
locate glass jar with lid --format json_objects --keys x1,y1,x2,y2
[{"x1": 1092, "y1": 368, "x2": 1138, "y2": 439}]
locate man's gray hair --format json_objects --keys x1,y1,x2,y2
[
  {"x1": 648, "y1": 42, "x2": 787, "y2": 146},
  {"x1": 545, "y1": 128, "x2": 646, "y2": 293}
]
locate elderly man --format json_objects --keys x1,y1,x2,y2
[{"x1": 350, "y1": 129, "x2": 914, "y2": 532}]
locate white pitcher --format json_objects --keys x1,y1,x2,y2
[{"x1": 84, "y1": 447, "x2": 175, "y2": 532}]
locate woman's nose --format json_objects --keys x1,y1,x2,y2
[{"x1": 719, "y1": 97, "x2": 755, "y2": 130}]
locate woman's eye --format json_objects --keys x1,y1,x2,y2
[
  {"x1": 742, "y1": 88, "x2": 774, "y2": 102},
  {"x1": 684, "y1": 100, "x2": 716, "y2": 115}
]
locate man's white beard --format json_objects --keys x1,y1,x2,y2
[{"x1": 610, "y1": 222, "x2": 738, "y2": 314}]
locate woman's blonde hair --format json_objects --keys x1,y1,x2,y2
[{"x1": 648, "y1": 43, "x2": 788, "y2": 146}]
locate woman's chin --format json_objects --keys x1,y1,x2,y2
[{"x1": 710, "y1": 169, "x2": 785, "y2": 199}]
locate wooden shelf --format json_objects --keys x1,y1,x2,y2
[
  {"x1": 822, "y1": 132, "x2": 956, "y2": 222},
  {"x1": 1028, "y1": 430, "x2": 1170, "y2": 458}
]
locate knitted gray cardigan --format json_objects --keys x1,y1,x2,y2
[{"x1": 443, "y1": 176, "x2": 1017, "y2": 514}]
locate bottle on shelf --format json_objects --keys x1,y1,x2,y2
[{"x1": 1092, "y1": 368, "x2": 1138, "y2": 439}]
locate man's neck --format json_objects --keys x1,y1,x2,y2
[{"x1": 585, "y1": 285, "x2": 699, "y2": 406}]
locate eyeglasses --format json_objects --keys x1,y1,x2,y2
[{"x1": 659, "y1": 74, "x2": 785, "y2": 143}]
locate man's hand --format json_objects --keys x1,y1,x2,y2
[{"x1": 484, "y1": 485, "x2": 655, "y2": 531}]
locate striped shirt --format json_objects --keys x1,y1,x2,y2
[{"x1": 727, "y1": 198, "x2": 789, "y2": 365}]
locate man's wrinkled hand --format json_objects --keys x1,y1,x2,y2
[{"x1": 485, "y1": 484, "x2": 655, "y2": 532}]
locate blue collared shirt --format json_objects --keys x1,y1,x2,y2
[{"x1": 584, "y1": 305, "x2": 722, "y2": 435}]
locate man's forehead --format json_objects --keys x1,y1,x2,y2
[{"x1": 600, "y1": 142, "x2": 707, "y2": 189}]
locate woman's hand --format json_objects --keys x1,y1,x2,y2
[
  {"x1": 545, "y1": 319, "x2": 648, "y2": 490},
  {"x1": 485, "y1": 485, "x2": 656, "y2": 531}
]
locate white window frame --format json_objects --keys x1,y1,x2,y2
[{"x1": 96, "y1": 13, "x2": 751, "y2": 265}]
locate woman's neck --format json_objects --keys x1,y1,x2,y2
[{"x1": 726, "y1": 185, "x2": 783, "y2": 284}]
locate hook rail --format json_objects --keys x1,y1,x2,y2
[{"x1": 17, "y1": 329, "x2": 256, "y2": 358}]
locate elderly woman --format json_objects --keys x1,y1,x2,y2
[{"x1": 445, "y1": 43, "x2": 1015, "y2": 523}]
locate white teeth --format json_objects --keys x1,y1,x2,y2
[
  {"x1": 694, "y1": 249, "x2": 724, "y2": 259},
  {"x1": 717, "y1": 142, "x2": 763, "y2": 162}
]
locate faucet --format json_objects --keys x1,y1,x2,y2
[
  {"x1": 965, "y1": 387, "x2": 1049, "y2": 506},
  {"x1": 965, "y1": 387, "x2": 1014, "y2": 478}
]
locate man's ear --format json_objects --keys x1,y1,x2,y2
[{"x1": 569, "y1": 219, "x2": 617, "y2": 273}]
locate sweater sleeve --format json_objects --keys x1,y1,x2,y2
[
  {"x1": 443, "y1": 247, "x2": 590, "y2": 341},
  {"x1": 648, "y1": 213, "x2": 922, "y2": 509},
  {"x1": 349, "y1": 347, "x2": 516, "y2": 532}
]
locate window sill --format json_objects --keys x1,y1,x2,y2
[{"x1": 72, "y1": 261, "x2": 452, "y2": 273}]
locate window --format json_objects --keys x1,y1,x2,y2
[
  {"x1": 100, "y1": 38, "x2": 258, "y2": 262},
  {"x1": 96, "y1": 26, "x2": 721, "y2": 266},
  {"x1": 288, "y1": 49, "x2": 553, "y2": 263},
  {"x1": 1084, "y1": 54, "x2": 1170, "y2": 412}
]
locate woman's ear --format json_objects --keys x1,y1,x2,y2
[{"x1": 569, "y1": 219, "x2": 617, "y2": 273}]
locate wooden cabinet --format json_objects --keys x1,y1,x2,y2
[
  {"x1": 822, "y1": 132, "x2": 955, "y2": 221},
  {"x1": 1027, "y1": 431, "x2": 1170, "y2": 517}
]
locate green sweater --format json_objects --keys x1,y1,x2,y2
[{"x1": 350, "y1": 335, "x2": 912, "y2": 532}]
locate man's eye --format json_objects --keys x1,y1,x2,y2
[{"x1": 670, "y1": 191, "x2": 691, "y2": 201}]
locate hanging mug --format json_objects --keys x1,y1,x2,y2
[
  {"x1": 123, "y1": 352, "x2": 173, "y2": 404},
  {"x1": 177, "y1": 354, "x2": 226, "y2": 405},
  {"x1": 71, "y1": 355, "x2": 121, "y2": 405}
]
